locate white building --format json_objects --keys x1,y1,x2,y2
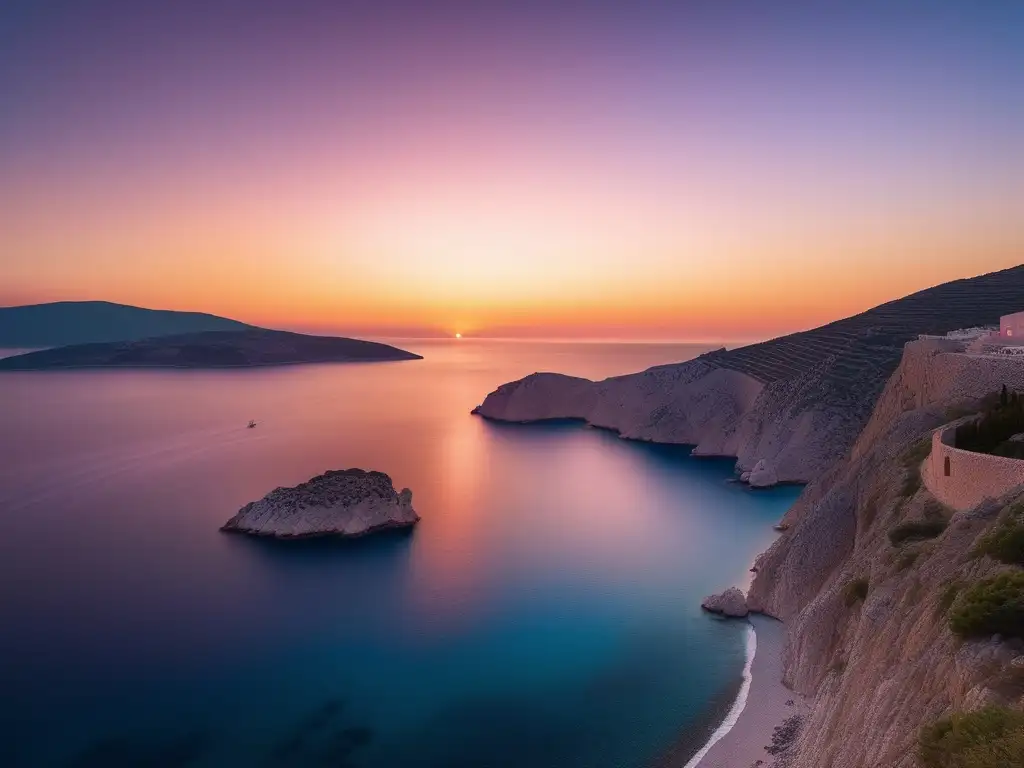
[{"x1": 1000, "y1": 311, "x2": 1024, "y2": 339}]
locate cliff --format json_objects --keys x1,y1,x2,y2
[
  {"x1": 747, "y1": 339, "x2": 1024, "y2": 767},
  {"x1": 473, "y1": 265, "x2": 1024, "y2": 484}
]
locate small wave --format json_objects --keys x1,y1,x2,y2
[{"x1": 682, "y1": 622, "x2": 756, "y2": 768}]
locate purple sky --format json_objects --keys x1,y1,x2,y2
[{"x1": 2, "y1": 1, "x2": 1021, "y2": 338}]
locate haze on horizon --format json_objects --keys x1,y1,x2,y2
[{"x1": 1, "y1": 0, "x2": 1021, "y2": 342}]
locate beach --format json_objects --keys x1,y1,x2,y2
[{"x1": 687, "y1": 614, "x2": 807, "y2": 768}]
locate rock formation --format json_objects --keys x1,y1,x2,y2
[
  {"x1": 745, "y1": 339, "x2": 1024, "y2": 767},
  {"x1": 222, "y1": 469, "x2": 419, "y2": 539},
  {"x1": 747, "y1": 458, "x2": 779, "y2": 488},
  {"x1": 701, "y1": 587, "x2": 750, "y2": 617},
  {"x1": 473, "y1": 265, "x2": 1024, "y2": 483}
]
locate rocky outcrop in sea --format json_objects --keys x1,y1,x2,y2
[
  {"x1": 701, "y1": 587, "x2": 750, "y2": 617},
  {"x1": 747, "y1": 459, "x2": 779, "y2": 488},
  {"x1": 222, "y1": 468, "x2": 419, "y2": 539}
]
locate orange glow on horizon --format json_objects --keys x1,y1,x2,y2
[
  {"x1": 2, "y1": 2, "x2": 1022, "y2": 341},
  {"x1": 3, "y1": 162, "x2": 1019, "y2": 342}
]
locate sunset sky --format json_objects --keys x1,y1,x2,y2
[{"x1": 1, "y1": 1, "x2": 1022, "y2": 341}]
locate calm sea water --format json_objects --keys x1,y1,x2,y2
[{"x1": 0, "y1": 340, "x2": 800, "y2": 768}]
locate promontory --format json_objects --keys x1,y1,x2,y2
[
  {"x1": 472, "y1": 265, "x2": 1024, "y2": 485},
  {"x1": 473, "y1": 264, "x2": 1024, "y2": 767},
  {"x1": 222, "y1": 469, "x2": 419, "y2": 539},
  {"x1": 0, "y1": 329, "x2": 421, "y2": 369}
]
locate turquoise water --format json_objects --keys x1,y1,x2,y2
[{"x1": 0, "y1": 340, "x2": 800, "y2": 767}]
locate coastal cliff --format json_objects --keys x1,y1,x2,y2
[
  {"x1": 470, "y1": 266, "x2": 1024, "y2": 765},
  {"x1": 472, "y1": 358, "x2": 839, "y2": 483},
  {"x1": 747, "y1": 339, "x2": 1024, "y2": 767},
  {"x1": 474, "y1": 266, "x2": 1024, "y2": 483}
]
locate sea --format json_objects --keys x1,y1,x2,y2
[{"x1": 0, "y1": 339, "x2": 801, "y2": 768}]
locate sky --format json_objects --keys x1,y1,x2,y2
[{"x1": 1, "y1": 0, "x2": 1022, "y2": 341}]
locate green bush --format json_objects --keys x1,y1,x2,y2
[
  {"x1": 919, "y1": 705, "x2": 1024, "y2": 768},
  {"x1": 990, "y1": 440, "x2": 1024, "y2": 459},
  {"x1": 897, "y1": 438, "x2": 932, "y2": 498},
  {"x1": 900, "y1": 471, "x2": 922, "y2": 498},
  {"x1": 938, "y1": 581, "x2": 962, "y2": 616},
  {"x1": 844, "y1": 578, "x2": 869, "y2": 606},
  {"x1": 955, "y1": 387, "x2": 1024, "y2": 456},
  {"x1": 973, "y1": 520, "x2": 1024, "y2": 565},
  {"x1": 889, "y1": 519, "x2": 947, "y2": 546},
  {"x1": 902, "y1": 438, "x2": 933, "y2": 468},
  {"x1": 948, "y1": 573, "x2": 1024, "y2": 640}
]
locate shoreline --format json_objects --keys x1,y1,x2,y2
[
  {"x1": 686, "y1": 613, "x2": 807, "y2": 768},
  {"x1": 680, "y1": 622, "x2": 757, "y2": 768}
]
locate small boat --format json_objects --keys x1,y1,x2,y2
[{"x1": 247, "y1": 420, "x2": 257, "y2": 429}]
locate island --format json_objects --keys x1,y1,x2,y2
[
  {"x1": 0, "y1": 329, "x2": 421, "y2": 369},
  {"x1": 700, "y1": 587, "x2": 749, "y2": 618},
  {"x1": 221, "y1": 468, "x2": 419, "y2": 539},
  {"x1": 0, "y1": 300, "x2": 256, "y2": 347}
]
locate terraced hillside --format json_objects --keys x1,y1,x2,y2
[
  {"x1": 706, "y1": 265, "x2": 1024, "y2": 386},
  {"x1": 696, "y1": 265, "x2": 1024, "y2": 438}
]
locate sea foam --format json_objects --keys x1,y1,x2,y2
[{"x1": 682, "y1": 622, "x2": 756, "y2": 768}]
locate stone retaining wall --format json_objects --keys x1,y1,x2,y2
[{"x1": 922, "y1": 422, "x2": 1024, "y2": 512}]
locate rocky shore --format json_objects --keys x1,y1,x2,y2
[
  {"x1": 701, "y1": 587, "x2": 750, "y2": 617},
  {"x1": 222, "y1": 468, "x2": 419, "y2": 539},
  {"x1": 688, "y1": 615, "x2": 808, "y2": 768}
]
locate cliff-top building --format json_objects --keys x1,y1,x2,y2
[{"x1": 1000, "y1": 310, "x2": 1024, "y2": 338}]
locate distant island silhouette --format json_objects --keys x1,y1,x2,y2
[
  {"x1": 0, "y1": 301, "x2": 256, "y2": 347},
  {"x1": 0, "y1": 329, "x2": 421, "y2": 370}
]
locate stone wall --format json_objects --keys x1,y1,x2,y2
[{"x1": 922, "y1": 422, "x2": 1024, "y2": 512}]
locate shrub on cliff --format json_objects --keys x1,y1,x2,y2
[
  {"x1": 955, "y1": 388, "x2": 1024, "y2": 457},
  {"x1": 919, "y1": 705, "x2": 1024, "y2": 768},
  {"x1": 898, "y1": 438, "x2": 932, "y2": 498},
  {"x1": 844, "y1": 577, "x2": 869, "y2": 606},
  {"x1": 902, "y1": 438, "x2": 933, "y2": 467},
  {"x1": 948, "y1": 573, "x2": 1024, "y2": 640},
  {"x1": 937, "y1": 581, "x2": 962, "y2": 616},
  {"x1": 889, "y1": 519, "x2": 947, "y2": 546},
  {"x1": 972, "y1": 519, "x2": 1024, "y2": 566}
]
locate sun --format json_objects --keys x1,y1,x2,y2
[{"x1": 455, "y1": 332, "x2": 462, "y2": 339}]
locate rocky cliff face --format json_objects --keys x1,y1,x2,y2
[
  {"x1": 748, "y1": 340, "x2": 1024, "y2": 767},
  {"x1": 474, "y1": 265, "x2": 1024, "y2": 485},
  {"x1": 472, "y1": 356, "x2": 846, "y2": 483},
  {"x1": 473, "y1": 351, "x2": 885, "y2": 484}
]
